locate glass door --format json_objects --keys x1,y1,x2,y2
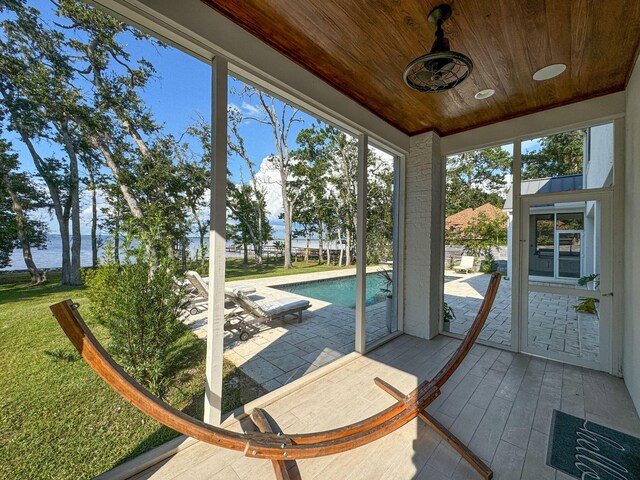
[
  {"x1": 519, "y1": 191, "x2": 612, "y2": 371},
  {"x1": 556, "y1": 231, "x2": 582, "y2": 279}
]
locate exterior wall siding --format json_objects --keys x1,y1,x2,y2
[{"x1": 624, "y1": 58, "x2": 640, "y2": 411}]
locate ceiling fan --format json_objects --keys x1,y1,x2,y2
[{"x1": 403, "y1": 4, "x2": 473, "y2": 93}]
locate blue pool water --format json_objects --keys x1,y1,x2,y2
[{"x1": 272, "y1": 274, "x2": 390, "y2": 309}]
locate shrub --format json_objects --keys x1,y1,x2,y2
[
  {"x1": 479, "y1": 252, "x2": 498, "y2": 273},
  {"x1": 85, "y1": 256, "x2": 187, "y2": 398},
  {"x1": 576, "y1": 297, "x2": 598, "y2": 314},
  {"x1": 367, "y1": 251, "x2": 381, "y2": 265},
  {"x1": 576, "y1": 273, "x2": 600, "y2": 314},
  {"x1": 443, "y1": 302, "x2": 456, "y2": 323}
]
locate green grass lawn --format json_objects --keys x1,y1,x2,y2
[
  {"x1": 202, "y1": 257, "x2": 353, "y2": 281},
  {"x1": 0, "y1": 270, "x2": 267, "y2": 480}
]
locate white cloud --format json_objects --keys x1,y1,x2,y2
[
  {"x1": 228, "y1": 101, "x2": 265, "y2": 120},
  {"x1": 79, "y1": 187, "x2": 108, "y2": 233},
  {"x1": 254, "y1": 157, "x2": 284, "y2": 222},
  {"x1": 240, "y1": 102, "x2": 265, "y2": 118}
]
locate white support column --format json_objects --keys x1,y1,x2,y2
[
  {"x1": 511, "y1": 140, "x2": 522, "y2": 352},
  {"x1": 403, "y1": 131, "x2": 441, "y2": 339},
  {"x1": 355, "y1": 134, "x2": 368, "y2": 354},
  {"x1": 204, "y1": 56, "x2": 228, "y2": 425},
  {"x1": 612, "y1": 116, "x2": 625, "y2": 376}
]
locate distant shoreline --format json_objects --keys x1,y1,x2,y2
[{"x1": 1, "y1": 234, "x2": 341, "y2": 272}]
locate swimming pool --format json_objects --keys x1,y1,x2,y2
[{"x1": 271, "y1": 273, "x2": 390, "y2": 308}]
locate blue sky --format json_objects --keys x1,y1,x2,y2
[
  {"x1": 2, "y1": 0, "x2": 324, "y2": 236},
  {"x1": 5, "y1": 0, "x2": 319, "y2": 181},
  {"x1": 4, "y1": 1, "x2": 535, "y2": 238}
]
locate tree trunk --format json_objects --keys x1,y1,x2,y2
[
  {"x1": 199, "y1": 228, "x2": 206, "y2": 260},
  {"x1": 326, "y1": 230, "x2": 331, "y2": 266},
  {"x1": 114, "y1": 217, "x2": 120, "y2": 267},
  {"x1": 55, "y1": 207, "x2": 71, "y2": 284},
  {"x1": 256, "y1": 195, "x2": 264, "y2": 265},
  {"x1": 346, "y1": 229, "x2": 352, "y2": 266},
  {"x1": 5, "y1": 184, "x2": 45, "y2": 283},
  {"x1": 91, "y1": 135, "x2": 145, "y2": 221},
  {"x1": 59, "y1": 123, "x2": 82, "y2": 285},
  {"x1": 305, "y1": 237, "x2": 310, "y2": 262},
  {"x1": 12, "y1": 126, "x2": 71, "y2": 283},
  {"x1": 123, "y1": 120, "x2": 153, "y2": 158},
  {"x1": 281, "y1": 189, "x2": 293, "y2": 269},
  {"x1": 243, "y1": 241, "x2": 248, "y2": 266},
  {"x1": 181, "y1": 241, "x2": 187, "y2": 271},
  {"x1": 91, "y1": 183, "x2": 98, "y2": 268},
  {"x1": 338, "y1": 228, "x2": 344, "y2": 267},
  {"x1": 318, "y1": 222, "x2": 324, "y2": 263}
]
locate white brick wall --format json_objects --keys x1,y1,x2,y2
[{"x1": 403, "y1": 131, "x2": 442, "y2": 339}]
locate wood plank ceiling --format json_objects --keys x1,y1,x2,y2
[{"x1": 201, "y1": 0, "x2": 640, "y2": 136}]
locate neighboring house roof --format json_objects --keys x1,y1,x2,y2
[
  {"x1": 503, "y1": 174, "x2": 583, "y2": 210},
  {"x1": 445, "y1": 203, "x2": 506, "y2": 231}
]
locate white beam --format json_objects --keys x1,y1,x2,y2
[
  {"x1": 355, "y1": 134, "x2": 368, "y2": 353},
  {"x1": 204, "y1": 56, "x2": 228, "y2": 425},
  {"x1": 441, "y1": 92, "x2": 626, "y2": 156}
]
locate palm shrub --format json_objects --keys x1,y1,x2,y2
[
  {"x1": 84, "y1": 248, "x2": 187, "y2": 398},
  {"x1": 576, "y1": 273, "x2": 600, "y2": 314},
  {"x1": 443, "y1": 302, "x2": 456, "y2": 324}
]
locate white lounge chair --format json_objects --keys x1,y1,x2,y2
[
  {"x1": 225, "y1": 289, "x2": 310, "y2": 341},
  {"x1": 185, "y1": 270, "x2": 309, "y2": 340},
  {"x1": 184, "y1": 271, "x2": 256, "y2": 315},
  {"x1": 453, "y1": 255, "x2": 475, "y2": 274}
]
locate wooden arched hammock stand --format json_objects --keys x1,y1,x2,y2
[{"x1": 50, "y1": 273, "x2": 501, "y2": 480}]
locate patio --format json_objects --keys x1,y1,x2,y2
[
  {"x1": 186, "y1": 270, "x2": 601, "y2": 393},
  {"x1": 444, "y1": 273, "x2": 600, "y2": 362},
  {"x1": 120, "y1": 334, "x2": 640, "y2": 479},
  {"x1": 183, "y1": 268, "x2": 391, "y2": 392}
]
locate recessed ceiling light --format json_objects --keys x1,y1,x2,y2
[
  {"x1": 474, "y1": 89, "x2": 495, "y2": 100},
  {"x1": 533, "y1": 64, "x2": 566, "y2": 81}
]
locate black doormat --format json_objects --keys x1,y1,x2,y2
[{"x1": 547, "y1": 410, "x2": 640, "y2": 479}]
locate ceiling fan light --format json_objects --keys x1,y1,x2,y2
[{"x1": 403, "y1": 4, "x2": 473, "y2": 93}]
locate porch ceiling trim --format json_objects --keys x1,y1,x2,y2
[{"x1": 441, "y1": 92, "x2": 626, "y2": 156}]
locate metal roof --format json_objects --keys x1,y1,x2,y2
[{"x1": 503, "y1": 174, "x2": 583, "y2": 210}]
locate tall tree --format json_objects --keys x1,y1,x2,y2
[
  {"x1": 0, "y1": 139, "x2": 48, "y2": 281},
  {"x1": 366, "y1": 150, "x2": 394, "y2": 264},
  {"x1": 326, "y1": 129, "x2": 359, "y2": 266},
  {"x1": 445, "y1": 146, "x2": 511, "y2": 216},
  {"x1": 232, "y1": 85, "x2": 302, "y2": 268},
  {"x1": 181, "y1": 117, "x2": 211, "y2": 256},
  {"x1": 228, "y1": 106, "x2": 273, "y2": 264},
  {"x1": 0, "y1": 0, "x2": 83, "y2": 284},
  {"x1": 291, "y1": 124, "x2": 332, "y2": 264},
  {"x1": 58, "y1": 0, "x2": 196, "y2": 259},
  {"x1": 522, "y1": 130, "x2": 585, "y2": 180},
  {"x1": 227, "y1": 182, "x2": 272, "y2": 265}
]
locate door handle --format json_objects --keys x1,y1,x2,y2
[{"x1": 602, "y1": 292, "x2": 613, "y2": 297}]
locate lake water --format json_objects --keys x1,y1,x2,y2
[{"x1": 1, "y1": 235, "x2": 335, "y2": 271}]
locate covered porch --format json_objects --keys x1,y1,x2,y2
[
  {"x1": 48, "y1": 0, "x2": 640, "y2": 478},
  {"x1": 104, "y1": 334, "x2": 640, "y2": 480}
]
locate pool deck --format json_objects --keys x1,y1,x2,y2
[
  {"x1": 183, "y1": 266, "x2": 391, "y2": 392},
  {"x1": 184, "y1": 268, "x2": 600, "y2": 394},
  {"x1": 444, "y1": 272, "x2": 599, "y2": 362}
]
